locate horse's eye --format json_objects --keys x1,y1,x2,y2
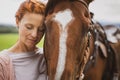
[{"x1": 84, "y1": 12, "x2": 89, "y2": 18}]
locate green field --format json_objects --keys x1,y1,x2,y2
[{"x1": 0, "y1": 33, "x2": 44, "y2": 51}]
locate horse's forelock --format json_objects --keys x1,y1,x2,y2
[{"x1": 45, "y1": 0, "x2": 83, "y2": 16}]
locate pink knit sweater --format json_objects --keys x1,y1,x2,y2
[{"x1": 0, "y1": 52, "x2": 15, "y2": 80}]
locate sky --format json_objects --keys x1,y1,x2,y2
[
  {"x1": 0, "y1": 0, "x2": 120, "y2": 25},
  {"x1": 89, "y1": 0, "x2": 120, "y2": 23}
]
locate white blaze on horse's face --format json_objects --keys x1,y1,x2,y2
[{"x1": 53, "y1": 9, "x2": 75, "y2": 80}]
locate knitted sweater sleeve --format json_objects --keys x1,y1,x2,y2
[
  {"x1": 0, "y1": 56, "x2": 8, "y2": 80},
  {"x1": 0, "y1": 63, "x2": 4, "y2": 80},
  {"x1": 0, "y1": 53, "x2": 15, "y2": 80}
]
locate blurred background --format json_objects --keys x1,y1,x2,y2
[{"x1": 0, "y1": 0, "x2": 120, "y2": 51}]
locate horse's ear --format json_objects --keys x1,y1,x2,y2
[{"x1": 84, "y1": 0, "x2": 94, "y2": 5}]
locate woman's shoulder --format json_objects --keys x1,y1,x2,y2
[
  {"x1": 0, "y1": 50, "x2": 15, "y2": 80},
  {"x1": 0, "y1": 49, "x2": 11, "y2": 65}
]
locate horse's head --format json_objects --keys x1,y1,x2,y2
[{"x1": 44, "y1": 0, "x2": 93, "y2": 80}]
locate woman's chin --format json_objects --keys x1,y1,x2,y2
[{"x1": 26, "y1": 43, "x2": 36, "y2": 48}]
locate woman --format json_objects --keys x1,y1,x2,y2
[{"x1": 0, "y1": 0, "x2": 47, "y2": 80}]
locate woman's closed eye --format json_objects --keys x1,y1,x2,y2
[{"x1": 25, "y1": 24, "x2": 33, "y2": 30}]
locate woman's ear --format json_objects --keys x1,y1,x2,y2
[{"x1": 16, "y1": 18, "x2": 19, "y2": 28}]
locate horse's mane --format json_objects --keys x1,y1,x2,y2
[{"x1": 45, "y1": 0, "x2": 74, "y2": 16}]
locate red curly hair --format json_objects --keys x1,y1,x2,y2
[{"x1": 15, "y1": 0, "x2": 45, "y2": 25}]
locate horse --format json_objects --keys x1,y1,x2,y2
[
  {"x1": 44, "y1": 0, "x2": 94, "y2": 80},
  {"x1": 82, "y1": 21, "x2": 120, "y2": 80}
]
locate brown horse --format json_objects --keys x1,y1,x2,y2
[
  {"x1": 83, "y1": 22, "x2": 120, "y2": 80},
  {"x1": 44, "y1": 0, "x2": 93, "y2": 80}
]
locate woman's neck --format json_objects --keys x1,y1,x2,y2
[{"x1": 8, "y1": 41, "x2": 37, "y2": 53}]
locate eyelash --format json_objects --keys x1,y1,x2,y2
[
  {"x1": 26, "y1": 25, "x2": 33, "y2": 30},
  {"x1": 25, "y1": 24, "x2": 45, "y2": 32}
]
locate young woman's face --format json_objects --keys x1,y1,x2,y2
[{"x1": 18, "y1": 13, "x2": 45, "y2": 48}]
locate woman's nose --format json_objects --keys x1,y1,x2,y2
[{"x1": 31, "y1": 30, "x2": 38, "y2": 38}]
